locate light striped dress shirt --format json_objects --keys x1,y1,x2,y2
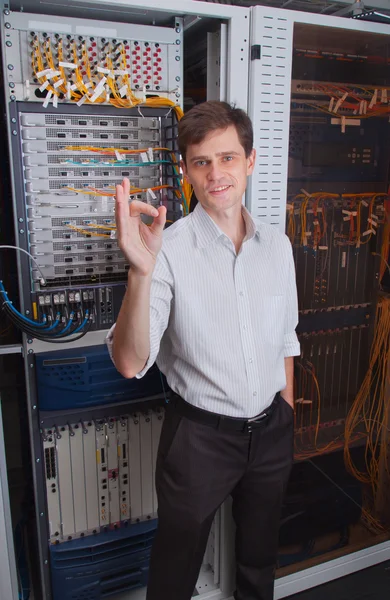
[{"x1": 106, "y1": 202, "x2": 300, "y2": 418}]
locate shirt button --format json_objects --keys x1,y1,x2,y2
[
  {"x1": 243, "y1": 325, "x2": 247, "y2": 331},
  {"x1": 249, "y1": 358, "x2": 253, "y2": 363},
  {"x1": 253, "y1": 391, "x2": 257, "y2": 396},
  {"x1": 239, "y1": 291, "x2": 244, "y2": 297}
]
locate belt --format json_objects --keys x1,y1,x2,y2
[{"x1": 169, "y1": 393, "x2": 279, "y2": 433}]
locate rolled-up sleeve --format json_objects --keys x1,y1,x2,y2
[
  {"x1": 284, "y1": 241, "x2": 300, "y2": 357},
  {"x1": 105, "y1": 249, "x2": 173, "y2": 377}
]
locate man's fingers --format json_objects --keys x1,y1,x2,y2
[
  {"x1": 150, "y1": 205, "x2": 167, "y2": 235},
  {"x1": 129, "y1": 200, "x2": 159, "y2": 219}
]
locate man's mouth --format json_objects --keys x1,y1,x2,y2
[{"x1": 209, "y1": 185, "x2": 231, "y2": 193}]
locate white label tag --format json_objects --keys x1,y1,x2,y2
[
  {"x1": 140, "y1": 152, "x2": 148, "y2": 163},
  {"x1": 361, "y1": 200, "x2": 368, "y2": 207},
  {"x1": 118, "y1": 84, "x2": 127, "y2": 98},
  {"x1": 53, "y1": 93, "x2": 58, "y2": 108},
  {"x1": 97, "y1": 66, "x2": 111, "y2": 75},
  {"x1": 147, "y1": 188, "x2": 157, "y2": 200},
  {"x1": 39, "y1": 80, "x2": 49, "y2": 92},
  {"x1": 341, "y1": 252, "x2": 346, "y2": 268},
  {"x1": 66, "y1": 82, "x2": 71, "y2": 100},
  {"x1": 110, "y1": 230, "x2": 117, "y2": 239},
  {"x1": 115, "y1": 150, "x2": 123, "y2": 161},
  {"x1": 318, "y1": 246, "x2": 328, "y2": 250},
  {"x1": 369, "y1": 90, "x2": 378, "y2": 109},
  {"x1": 53, "y1": 78, "x2": 64, "y2": 89},
  {"x1": 90, "y1": 77, "x2": 107, "y2": 102},
  {"x1": 47, "y1": 70, "x2": 61, "y2": 79},
  {"x1": 76, "y1": 95, "x2": 88, "y2": 107},
  {"x1": 329, "y1": 97, "x2": 335, "y2": 112},
  {"x1": 36, "y1": 68, "x2": 52, "y2": 78},
  {"x1": 113, "y1": 69, "x2": 128, "y2": 76},
  {"x1": 59, "y1": 62, "x2": 78, "y2": 69},
  {"x1": 42, "y1": 89, "x2": 53, "y2": 108}
]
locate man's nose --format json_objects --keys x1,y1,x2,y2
[{"x1": 207, "y1": 161, "x2": 223, "y2": 180}]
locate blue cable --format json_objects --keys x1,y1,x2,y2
[
  {"x1": 52, "y1": 313, "x2": 75, "y2": 336},
  {"x1": 70, "y1": 311, "x2": 89, "y2": 335},
  {"x1": 0, "y1": 282, "x2": 49, "y2": 328},
  {"x1": 44, "y1": 313, "x2": 61, "y2": 332}
]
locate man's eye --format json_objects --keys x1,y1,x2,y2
[
  {"x1": 196, "y1": 160, "x2": 207, "y2": 166},
  {"x1": 223, "y1": 156, "x2": 233, "y2": 162}
]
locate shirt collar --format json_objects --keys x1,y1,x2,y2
[{"x1": 191, "y1": 202, "x2": 260, "y2": 249}]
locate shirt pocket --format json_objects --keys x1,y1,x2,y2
[{"x1": 261, "y1": 295, "x2": 285, "y2": 347}]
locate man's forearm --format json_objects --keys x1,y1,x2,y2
[
  {"x1": 112, "y1": 269, "x2": 152, "y2": 378},
  {"x1": 281, "y1": 356, "x2": 294, "y2": 408}
]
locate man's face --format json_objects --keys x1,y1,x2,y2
[{"x1": 182, "y1": 125, "x2": 256, "y2": 213}]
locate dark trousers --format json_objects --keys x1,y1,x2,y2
[{"x1": 146, "y1": 394, "x2": 294, "y2": 600}]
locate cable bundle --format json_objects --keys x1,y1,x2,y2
[
  {"x1": 344, "y1": 295, "x2": 390, "y2": 497},
  {"x1": 0, "y1": 281, "x2": 93, "y2": 343}
]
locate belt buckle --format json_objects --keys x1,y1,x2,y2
[{"x1": 245, "y1": 411, "x2": 267, "y2": 433}]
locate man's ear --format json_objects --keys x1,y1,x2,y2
[
  {"x1": 246, "y1": 148, "x2": 256, "y2": 176},
  {"x1": 181, "y1": 159, "x2": 190, "y2": 183}
]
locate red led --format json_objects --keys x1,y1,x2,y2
[
  {"x1": 158, "y1": 76, "x2": 162, "y2": 81},
  {"x1": 132, "y1": 51, "x2": 137, "y2": 55},
  {"x1": 92, "y1": 42, "x2": 97, "y2": 47},
  {"x1": 92, "y1": 52, "x2": 96, "y2": 57},
  {"x1": 154, "y1": 81, "x2": 158, "y2": 85},
  {"x1": 88, "y1": 47, "x2": 93, "y2": 52},
  {"x1": 136, "y1": 46, "x2": 140, "y2": 51},
  {"x1": 147, "y1": 66, "x2": 151, "y2": 70},
  {"x1": 147, "y1": 75, "x2": 151, "y2": 80},
  {"x1": 157, "y1": 48, "x2": 162, "y2": 53},
  {"x1": 126, "y1": 55, "x2": 130, "y2": 59},
  {"x1": 147, "y1": 47, "x2": 151, "y2": 52},
  {"x1": 133, "y1": 60, "x2": 137, "y2": 64},
  {"x1": 157, "y1": 67, "x2": 162, "y2": 72},
  {"x1": 143, "y1": 61, "x2": 147, "y2": 65},
  {"x1": 125, "y1": 45, "x2": 130, "y2": 50},
  {"x1": 143, "y1": 51, "x2": 148, "y2": 56},
  {"x1": 154, "y1": 71, "x2": 158, "y2": 75},
  {"x1": 157, "y1": 58, "x2": 162, "y2": 62},
  {"x1": 143, "y1": 70, "x2": 148, "y2": 75},
  {"x1": 147, "y1": 56, "x2": 152, "y2": 61},
  {"x1": 154, "y1": 53, "x2": 158, "y2": 57}
]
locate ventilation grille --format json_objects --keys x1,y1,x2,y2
[{"x1": 248, "y1": 9, "x2": 294, "y2": 230}]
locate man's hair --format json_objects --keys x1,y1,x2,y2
[{"x1": 178, "y1": 101, "x2": 253, "y2": 164}]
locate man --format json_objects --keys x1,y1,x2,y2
[{"x1": 106, "y1": 101, "x2": 300, "y2": 600}]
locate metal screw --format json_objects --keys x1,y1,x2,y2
[
  {"x1": 44, "y1": 560, "x2": 48, "y2": 565},
  {"x1": 19, "y1": 228, "x2": 24, "y2": 233},
  {"x1": 5, "y1": 22, "x2": 11, "y2": 29},
  {"x1": 12, "y1": 130, "x2": 17, "y2": 136},
  {"x1": 175, "y1": 27, "x2": 181, "y2": 33},
  {"x1": 32, "y1": 405, "x2": 37, "y2": 410},
  {"x1": 12, "y1": 118, "x2": 17, "y2": 124},
  {"x1": 175, "y1": 92, "x2": 180, "y2": 98},
  {"x1": 36, "y1": 458, "x2": 40, "y2": 463},
  {"x1": 25, "y1": 310, "x2": 30, "y2": 315},
  {"x1": 28, "y1": 339, "x2": 33, "y2": 344},
  {"x1": 9, "y1": 82, "x2": 15, "y2": 89},
  {"x1": 10, "y1": 95, "x2": 16, "y2": 102},
  {"x1": 40, "y1": 513, "x2": 44, "y2": 517},
  {"x1": 7, "y1": 64, "x2": 14, "y2": 70},
  {"x1": 176, "y1": 40, "x2": 181, "y2": 45},
  {"x1": 175, "y1": 56, "x2": 180, "y2": 62},
  {"x1": 4, "y1": 9, "x2": 10, "y2": 15},
  {"x1": 18, "y1": 216, "x2": 23, "y2": 221},
  {"x1": 28, "y1": 349, "x2": 33, "y2": 354},
  {"x1": 5, "y1": 41, "x2": 12, "y2": 47},
  {"x1": 175, "y1": 76, "x2": 181, "y2": 82},
  {"x1": 30, "y1": 363, "x2": 34, "y2": 368}
]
